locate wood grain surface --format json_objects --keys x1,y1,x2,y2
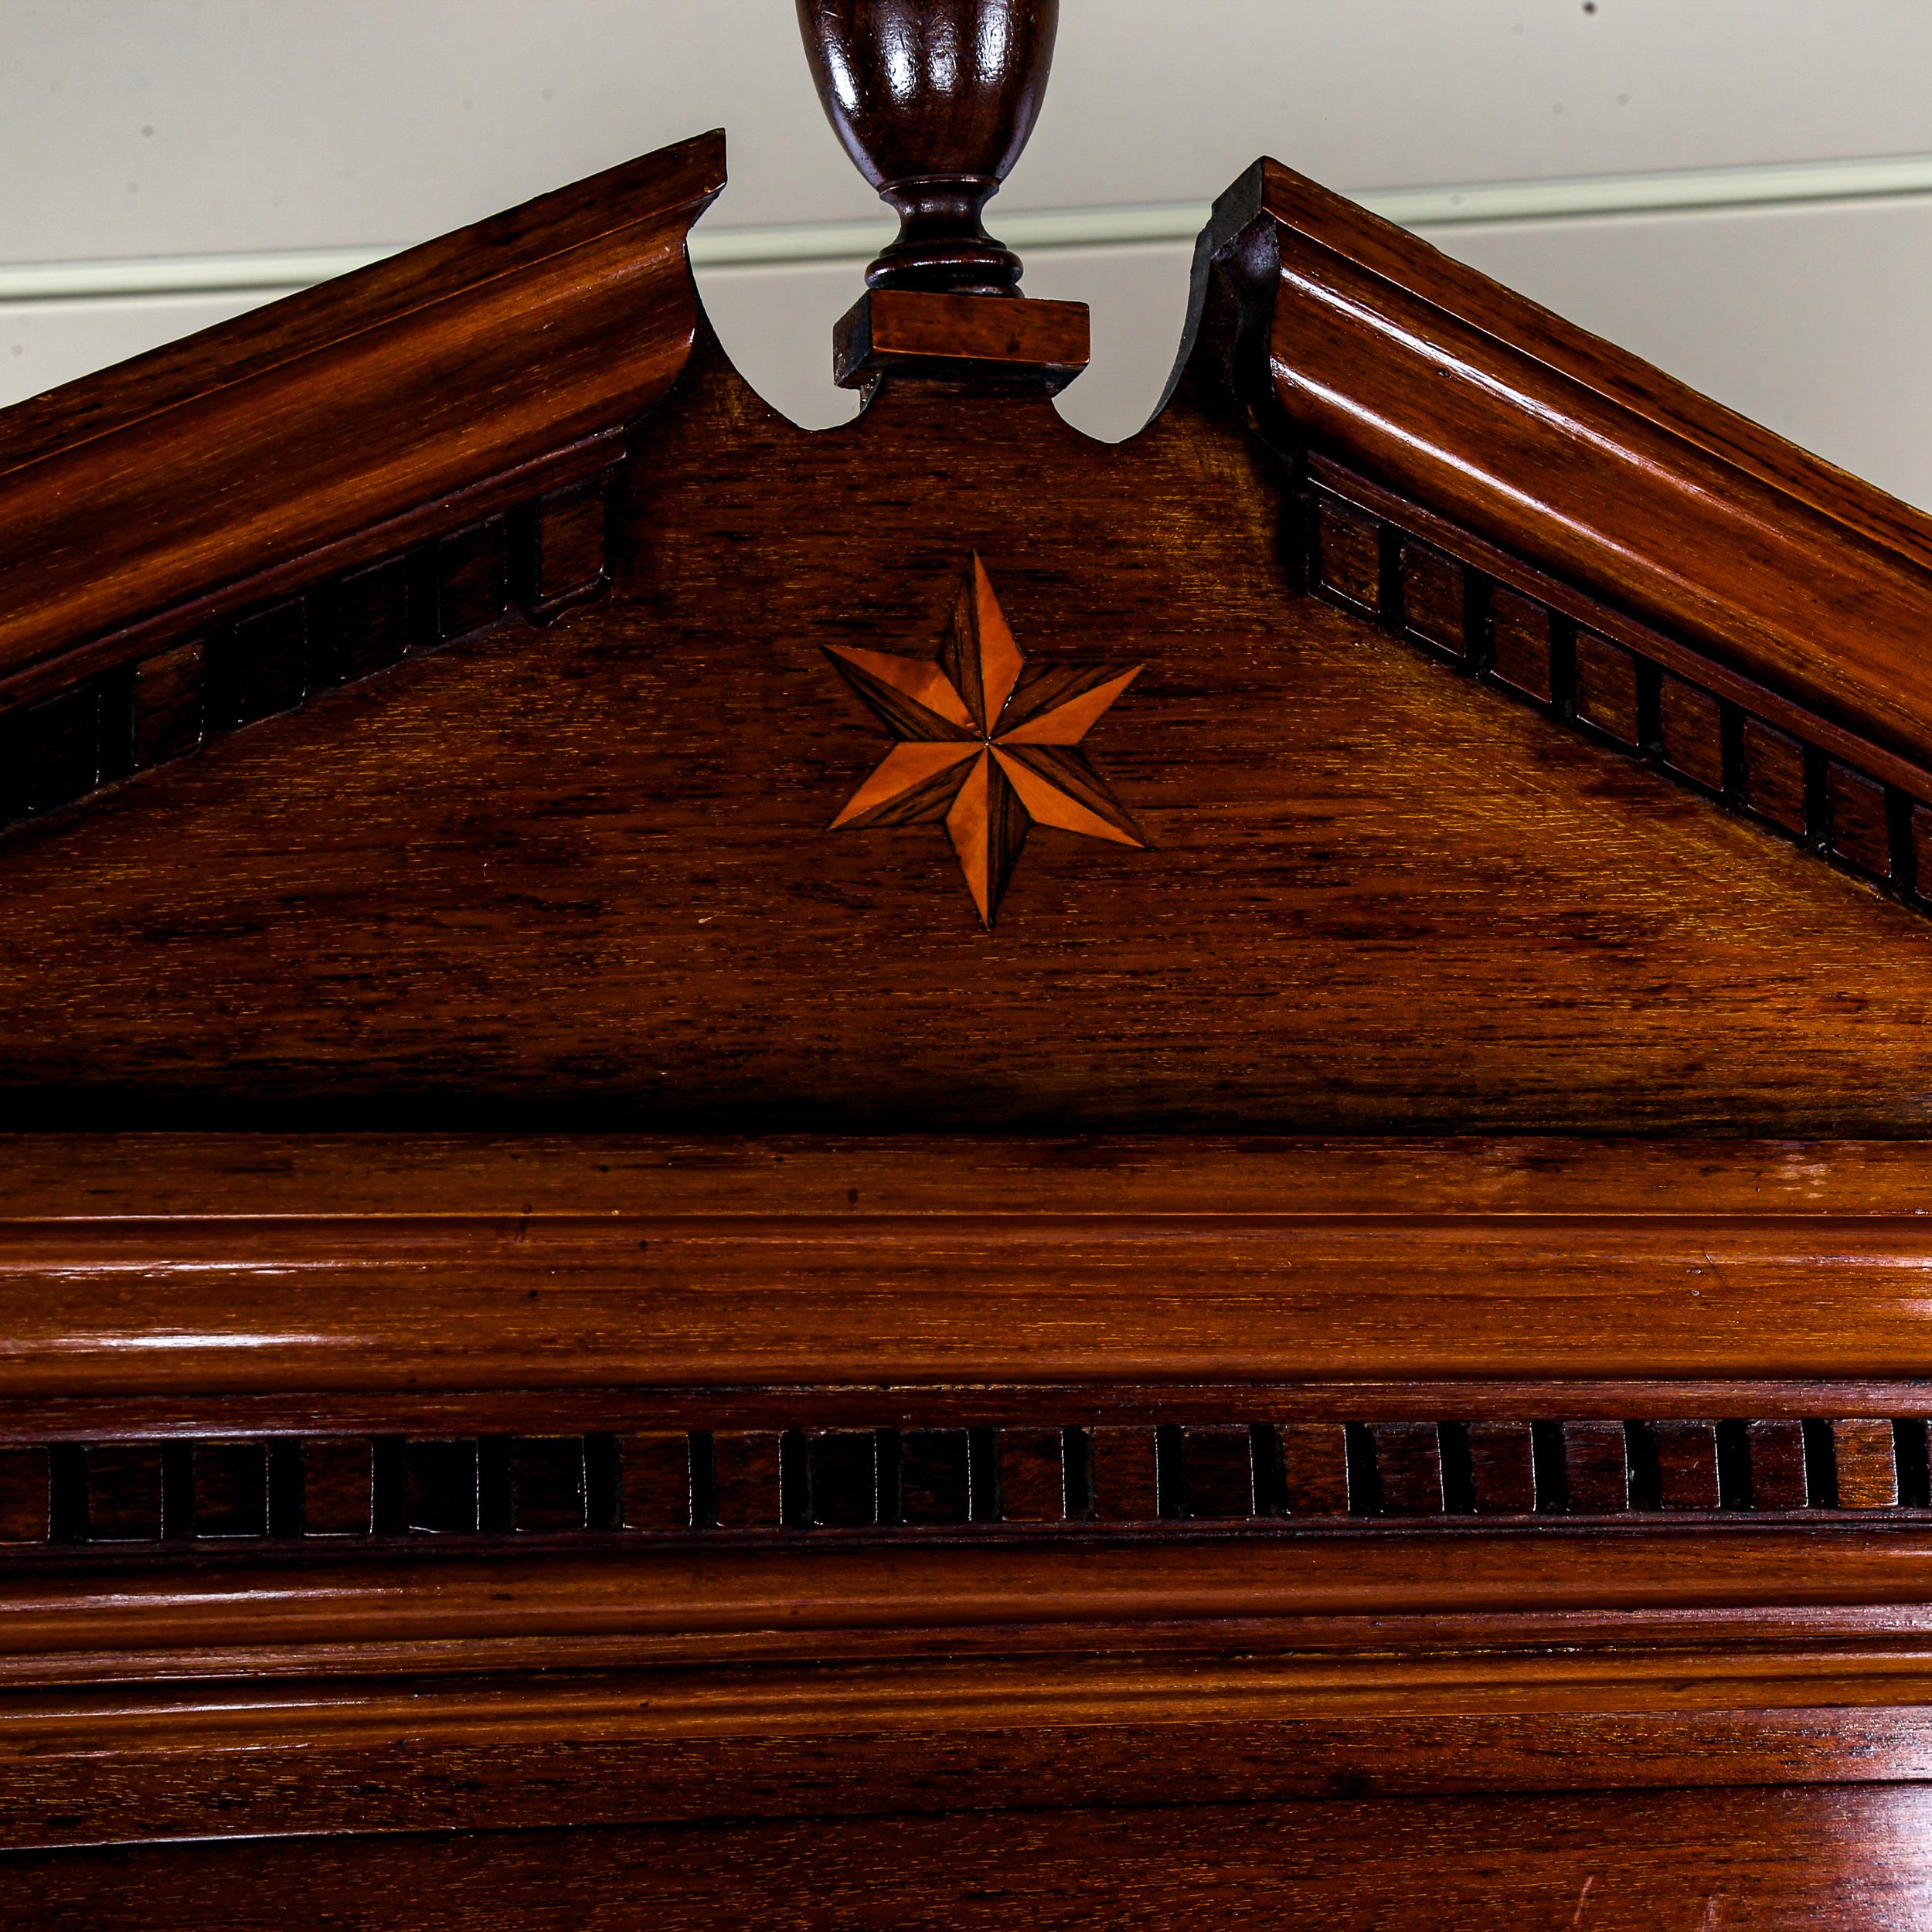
[
  {"x1": 1, "y1": 338, "x2": 1931, "y2": 1131},
  {"x1": 1208, "y1": 156, "x2": 1932, "y2": 774},
  {"x1": 5, "y1": 1131, "x2": 1928, "y2": 1219},
  {"x1": 8, "y1": 1785, "x2": 1930, "y2": 1929},
  {"x1": 0, "y1": 131, "x2": 721, "y2": 713},
  {"x1": 12, "y1": 26, "x2": 1932, "y2": 1904},
  {"x1": 12, "y1": 1654, "x2": 1932, "y2": 1855},
  {"x1": 9, "y1": 1209, "x2": 1932, "y2": 1397},
  {"x1": 0, "y1": 1135, "x2": 1929, "y2": 1404},
  {"x1": 20, "y1": 1524, "x2": 1932, "y2": 1682}
]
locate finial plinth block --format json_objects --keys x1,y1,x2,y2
[{"x1": 833, "y1": 288, "x2": 1090, "y2": 393}]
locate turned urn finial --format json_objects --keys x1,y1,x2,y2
[
  {"x1": 798, "y1": 0, "x2": 1088, "y2": 393},
  {"x1": 797, "y1": 0, "x2": 1060, "y2": 298}
]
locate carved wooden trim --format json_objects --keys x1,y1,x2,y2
[
  {"x1": 2, "y1": 1415, "x2": 1925, "y2": 1553},
  {"x1": 0, "y1": 131, "x2": 719, "y2": 719},
  {"x1": 1298, "y1": 464, "x2": 1929, "y2": 909},
  {"x1": 1197, "y1": 155, "x2": 1932, "y2": 789},
  {"x1": 10, "y1": 1136, "x2": 1932, "y2": 1416},
  {"x1": 20, "y1": 1515, "x2": 1932, "y2": 1703},
  {"x1": 0, "y1": 469, "x2": 615, "y2": 838}
]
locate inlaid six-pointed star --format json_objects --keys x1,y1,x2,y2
[{"x1": 825, "y1": 556, "x2": 1146, "y2": 925}]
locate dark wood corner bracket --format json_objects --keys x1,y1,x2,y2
[
  {"x1": 1202, "y1": 158, "x2": 1932, "y2": 915},
  {"x1": 0, "y1": 130, "x2": 726, "y2": 838}
]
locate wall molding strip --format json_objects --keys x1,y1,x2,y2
[{"x1": 4, "y1": 149, "x2": 1932, "y2": 308}]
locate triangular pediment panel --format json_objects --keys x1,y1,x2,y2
[
  {"x1": 3, "y1": 133, "x2": 1932, "y2": 1134},
  {"x1": 0, "y1": 309, "x2": 1928, "y2": 1135}
]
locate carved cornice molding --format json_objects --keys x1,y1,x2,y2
[
  {"x1": 0, "y1": 133, "x2": 723, "y2": 844},
  {"x1": 0, "y1": 1413, "x2": 1917, "y2": 1556},
  {"x1": 1299, "y1": 462, "x2": 1932, "y2": 906},
  {"x1": 5, "y1": 1136, "x2": 1932, "y2": 1416},
  {"x1": 1194, "y1": 155, "x2": 1932, "y2": 910}
]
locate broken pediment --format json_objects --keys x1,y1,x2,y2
[
  {"x1": 16, "y1": 5, "x2": 1932, "y2": 1916},
  {"x1": 0, "y1": 128, "x2": 726, "y2": 817},
  {"x1": 1, "y1": 139, "x2": 1932, "y2": 1140},
  {"x1": 0, "y1": 308, "x2": 1930, "y2": 1133}
]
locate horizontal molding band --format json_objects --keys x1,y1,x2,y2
[
  {"x1": 5, "y1": 150, "x2": 1932, "y2": 307},
  {"x1": 12, "y1": 1529, "x2": 1932, "y2": 1685}
]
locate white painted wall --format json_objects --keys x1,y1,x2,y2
[{"x1": 4, "y1": 2, "x2": 1932, "y2": 502}]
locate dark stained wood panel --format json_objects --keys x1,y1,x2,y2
[
  {"x1": 1296, "y1": 466, "x2": 1927, "y2": 935},
  {"x1": 1487, "y1": 585, "x2": 1554, "y2": 703},
  {"x1": 1747, "y1": 1420, "x2": 1812, "y2": 1510},
  {"x1": 1464, "y1": 1422, "x2": 1536, "y2": 1514},
  {"x1": 1658, "y1": 671, "x2": 1726, "y2": 791},
  {"x1": 0, "y1": 344, "x2": 1928, "y2": 1132},
  {"x1": 1563, "y1": 1423, "x2": 1631, "y2": 1515},
  {"x1": 13, "y1": 1785, "x2": 1932, "y2": 1929},
  {"x1": 1572, "y1": 629, "x2": 1641, "y2": 747},
  {"x1": 1743, "y1": 716, "x2": 1811, "y2": 835},
  {"x1": 0, "y1": 1447, "x2": 49, "y2": 1544},
  {"x1": 1828, "y1": 759, "x2": 1894, "y2": 876},
  {"x1": 1396, "y1": 537, "x2": 1465, "y2": 658},
  {"x1": 5, "y1": 1131, "x2": 1932, "y2": 1218},
  {"x1": 997, "y1": 1426, "x2": 1067, "y2": 1521}
]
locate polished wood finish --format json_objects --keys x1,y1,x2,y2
[
  {"x1": 804, "y1": 4, "x2": 1089, "y2": 392},
  {"x1": 5, "y1": 1133, "x2": 1932, "y2": 1886},
  {"x1": 19, "y1": 1657, "x2": 1932, "y2": 1855},
  {"x1": 0, "y1": 132, "x2": 719, "y2": 716},
  {"x1": 15, "y1": 1207, "x2": 1932, "y2": 1401},
  {"x1": 0, "y1": 132, "x2": 706, "y2": 852},
  {"x1": 0, "y1": 468, "x2": 617, "y2": 838},
  {"x1": 9, "y1": 1134, "x2": 1932, "y2": 1406},
  {"x1": 9, "y1": 14, "x2": 1932, "y2": 1912},
  {"x1": 1300, "y1": 456, "x2": 1929, "y2": 914},
  {"x1": 832, "y1": 284, "x2": 1090, "y2": 390},
  {"x1": 9, "y1": 342, "x2": 1932, "y2": 1134},
  {"x1": 798, "y1": 0, "x2": 1057, "y2": 295},
  {"x1": 6, "y1": 1414, "x2": 1928, "y2": 1547},
  {"x1": 1202, "y1": 155, "x2": 1932, "y2": 782}
]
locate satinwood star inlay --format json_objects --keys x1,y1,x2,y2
[{"x1": 825, "y1": 556, "x2": 1146, "y2": 925}]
